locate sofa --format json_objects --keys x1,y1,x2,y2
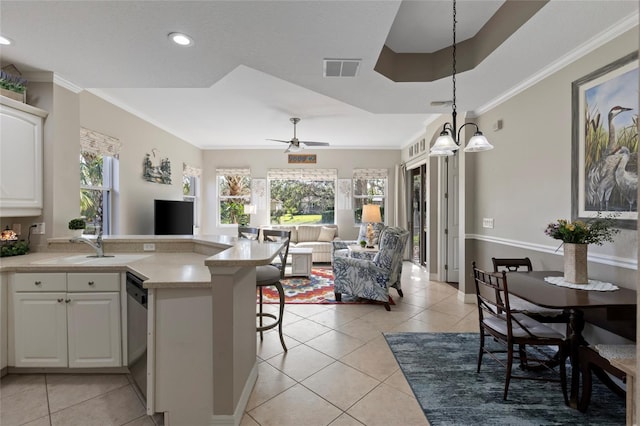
[{"x1": 266, "y1": 224, "x2": 339, "y2": 263}]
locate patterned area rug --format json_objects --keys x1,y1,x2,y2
[
  {"x1": 260, "y1": 267, "x2": 394, "y2": 305},
  {"x1": 384, "y1": 332, "x2": 625, "y2": 426}
]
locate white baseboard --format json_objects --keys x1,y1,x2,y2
[{"x1": 211, "y1": 361, "x2": 258, "y2": 426}]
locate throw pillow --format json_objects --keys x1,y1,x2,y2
[{"x1": 317, "y1": 226, "x2": 336, "y2": 242}]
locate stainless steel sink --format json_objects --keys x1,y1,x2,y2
[{"x1": 33, "y1": 254, "x2": 151, "y2": 265}]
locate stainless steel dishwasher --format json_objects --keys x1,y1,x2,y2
[{"x1": 126, "y1": 272, "x2": 148, "y2": 399}]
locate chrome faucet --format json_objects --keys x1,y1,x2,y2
[{"x1": 70, "y1": 230, "x2": 105, "y2": 257}]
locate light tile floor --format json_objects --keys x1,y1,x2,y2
[{"x1": 0, "y1": 262, "x2": 478, "y2": 426}]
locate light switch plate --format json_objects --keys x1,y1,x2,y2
[
  {"x1": 482, "y1": 218, "x2": 494, "y2": 229},
  {"x1": 143, "y1": 243, "x2": 156, "y2": 251}
]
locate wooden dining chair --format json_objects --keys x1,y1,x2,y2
[
  {"x1": 492, "y1": 257, "x2": 570, "y2": 326},
  {"x1": 473, "y1": 262, "x2": 569, "y2": 402}
]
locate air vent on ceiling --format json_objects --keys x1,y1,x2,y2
[{"x1": 323, "y1": 58, "x2": 361, "y2": 77}]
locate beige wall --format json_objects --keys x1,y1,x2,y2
[
  {"x1": 464, "y1": 26, "x2": 639, "y2": 291},
  {"x1": 79, "y1": 92, "x2": 202, "y2": 235},
  {"x1": 1, "y1": 85, "x2": 203, "y2": 241},
  {"x1": 201, "y1": 149, "x2": 401, "y2": 240}
]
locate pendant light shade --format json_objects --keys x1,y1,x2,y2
[
  {"x1": 431, "y1": 131, "x2": 459, "y2": 153},
  {"x1": 463, "y1": 132, "x2": 494, "y2": 152}
]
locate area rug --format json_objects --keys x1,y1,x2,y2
[
  {"x1": 384, "y1": 332, "x2": 625, "y2": 426},
  {"x1": 260, "y1": 267, "x2": 394, "y2": 305}
]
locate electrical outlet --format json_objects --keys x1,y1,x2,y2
[
  {"x1": 482, "y1": 218, "x2": 494, "y2": 229},
  {"x1": 32, "y1": 222, "x2": 45, "y2": 234},
  {"x1": 143, "y1": 243, "x2": 156, "y2": 252}
]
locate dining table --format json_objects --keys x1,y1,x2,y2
[{"x1": 507, "y1": 270, "x2": 637, "y2": 408}]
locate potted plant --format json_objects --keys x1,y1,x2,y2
[
  {"x1": 359, "y1": 240, "x2": 367, "y2": 248},
  {"x1": 68, "y1": 217, "x2": 86, "y2": 237},
  {"x1": 0, "y1": 69, "x2": 27, "y2": 102},
  {"x1": 544, "y1": 213, "x2": 619, "y2": 283}
]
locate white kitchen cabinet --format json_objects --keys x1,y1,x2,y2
[
  {"x1": 11, "y1": 272, "x2": 122, "y2": 368},
  {"x1": 67, "y1": 292, "x2": 121, "y2": 367},
  {"x1": 13, "y1": 292, "x2": 68, "y2": 367},
  {"x1": 0, "y1": 96, "x2": 47, "y2": 217},
  {"x1": 1, "y1": 272, "x2": 7, "y2": 374}
]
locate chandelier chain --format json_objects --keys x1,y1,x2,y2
[{"x1": 452, "y1": 0, "x2": 457, "y2": 115}]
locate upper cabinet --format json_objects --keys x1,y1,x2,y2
[{"x1": 0, "y1": 96, "x2": 48, "y2": 217}]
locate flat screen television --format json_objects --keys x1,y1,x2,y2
[{"x1": 154, "y1": 200, "x2": 194, "y2": 235}]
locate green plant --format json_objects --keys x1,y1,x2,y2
[
  {"x1": 0, "y1": 241, "x2": 29, "y2": 257},
  {"x1": 0, "y1": 70, "x2": 27, "y2": 94},
  {"x1": 359, "y1": 240, "x2": 367, "y2": 248},
  {"x1": 544, "y1": 213, "x2": 620, "y2": 245},
  {"x1": 68, "y1": 218, "x2": 86, "y2": 230}
]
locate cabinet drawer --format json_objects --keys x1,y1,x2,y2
[
  {"x1": 67, "y1": 273, "x2": 120, "y2": 292},
  {"x1": 14, "y1": 273, "x2": 66, "y2": 292}
]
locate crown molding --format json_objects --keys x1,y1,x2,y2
[
  {"x1": 473, "y1": 13, "x2": 639, "y2": 116},
  {"x1": 54, "y1": 74, "x2": 83, "y2": 93},
  {"x1": 23, "y1": 71, "x2": 84, "y2": 93}
]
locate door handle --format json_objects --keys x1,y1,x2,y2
[
  {"x1": 65, "y1": 299, "x2": 71, "y2": 303},
  {"x1": 57, "y1": 298, "x2": 63, "y2": 303},
  {"x1": 34, "y1": 281, "x2": 42, "y2": 286},
  {"x1": 88, "y1": 281, "x2": 95, "y2": 286}
]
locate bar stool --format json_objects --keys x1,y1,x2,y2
[{"x1": 239, "y1": 227, "x2": 290, "y2": 352}]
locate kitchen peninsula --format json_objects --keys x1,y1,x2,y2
[{"x1": 0, "y1": 235, "x2": 286, "y2": 426}]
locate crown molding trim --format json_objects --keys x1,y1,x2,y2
[
  {"x1": 54, "y1": 74, "x2": 83, "y2": 93},
  {"x1": 467, "y1": 233, "x2": 637, "y2": 270},
  {"x1": 473, "y1": 13, "x2": 639, "y2": 116}
]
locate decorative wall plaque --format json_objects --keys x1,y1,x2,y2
[{"x1": 143, "y1": 149, "x2": 172, "y2": 184}]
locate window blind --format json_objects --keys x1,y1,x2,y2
[
  {"x1": 216, "y1": 168, "x2": 251, "y2": 176},
  {"x1": 352, "y1": 168, "x2": 388, "y2": 179},
  {"x1": 267, "y1": 168, "x2": 337, "y2": 181},
  {"x1": 80, "y1": 127, "x2": 121, "y2": 158},
  {"x1": 183, "y1": 163, "x2": 202, "y2": 178}
]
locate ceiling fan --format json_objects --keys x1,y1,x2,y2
[{"x1": 267, "y1": 117, "x2": 330, "y2": 153}]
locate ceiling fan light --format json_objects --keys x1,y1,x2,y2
[
  {"x1": 463, "y1": 132, "x2": 494, "y2": 152},
  {"x1": 430, "y1": 132, "x2": 459, "y2": 153},
  {"x1": 288, "y1": 144, "x2": 302, "y2": 153}
]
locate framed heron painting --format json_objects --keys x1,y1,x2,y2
[{"x1": 572, "y1": 51, "x2": 638, "y2": 229}]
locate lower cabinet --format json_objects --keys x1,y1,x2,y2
[{"x1": 12, "y1": 272, "x2": 122, "y2": 368}]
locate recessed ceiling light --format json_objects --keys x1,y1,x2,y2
[
  {"x1": 168, "y1": 32, "x2": 193, "y2": 47},
  {"x1": 0, "y1": 36, "x2": 12, "y2": 45}
]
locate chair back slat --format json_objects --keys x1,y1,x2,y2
[
  {"x1": 262, "y1": 229, "x2": 291, "y2": 279},
  {"x1": 492, "y1": 257, "x2": 532, "y2": 272},
  {"x1": 238, "y1": 227, "x2": 260, "y2": 240}
]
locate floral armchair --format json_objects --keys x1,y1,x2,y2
[
  {"x1": 331, "y1": 222, "x2": 385, "y2": 262},
  {"x1": 332, "y1": 226, "x2": 410, "y2": 311}
]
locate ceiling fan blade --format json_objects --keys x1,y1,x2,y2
[
  {"x1": 299, "y1": 141, "x2": 330, "y2": 146},
  {"x1": 266, "y1": 139, "x2": 291, "y2": 144}
]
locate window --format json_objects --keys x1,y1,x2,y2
[
  {"x1": 80, "y1": 152, "x2": 113, "y2": 234},
  {"x1": 183, "y1": 163, "x2": 201, "y2": 228},
  {"x1": 353, "y1": 168, "x2": 388, "y2": 224},
  {"x1": 79, "y1": 128, "x2": 121, "y2": 235},
  {"x1": 217, "y1": 168, "x2": 251, "y2": 225},
  {"x1": 268, "y1": 169, "x2": 336, "y2": 225}
]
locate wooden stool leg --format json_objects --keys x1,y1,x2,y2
[
  {"x1": 275, "y1": 281, "x2": 287, "y2": 352},
  {"x1": 259, "y1": 286, "x2": 264, "y2": 341}
]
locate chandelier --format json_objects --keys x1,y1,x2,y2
[{"x1": 429, "y1": 0, "x2": 494, "y2": 157}]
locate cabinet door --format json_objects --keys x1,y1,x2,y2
[
  {"x1": 13, "y1": 292, "x2": 67, "y2": 367},
  {"x1": 0, "y1": 104, "x2": 43, "y2": 216},
  {"x1": 67, "y1": 292, "x2": 121, "y2": 368}
]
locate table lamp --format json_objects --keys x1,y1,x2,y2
[{"x1": 361, "y1": 204, "x2": 382, "y2": 248}]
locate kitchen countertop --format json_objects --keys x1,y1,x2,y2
[{"x1": 0, "y1": 235, "x2": 284, "y2": 289}]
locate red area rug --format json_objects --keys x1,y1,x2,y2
[{"x1": 260, "y1": 267, "x2": 394, "y2": 305}]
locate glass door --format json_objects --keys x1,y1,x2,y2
[{"x1": 409, "y1": 165, "x2": 427, "y2": 266}]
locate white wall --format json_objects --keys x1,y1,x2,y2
[{"x1": 201, "y1": 149, "x2": 401, "y2": 240}]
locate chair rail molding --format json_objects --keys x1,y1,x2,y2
[{"x1": 467, "y1": 234, "x2": 637, "y2": 270}]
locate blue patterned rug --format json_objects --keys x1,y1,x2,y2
[{"x1": 384, "y1": 332, "x2": 625, "y2": 426}]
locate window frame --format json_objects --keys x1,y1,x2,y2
[
  {"x1": 217, "y1": 169, "x2": 252, "y2": 227},
  {"x1": 352, "y1": 169, "x2": 388, "y2": 225},
  {"x1": 267, "y1": 168, "x2": 337, "y2": 225},
  {"x1": 80, "y1": 152, "x2": 114, "y2": 235},
  {"x1": 183, "y1": 174, "x2": 200, "y2": 228}
]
